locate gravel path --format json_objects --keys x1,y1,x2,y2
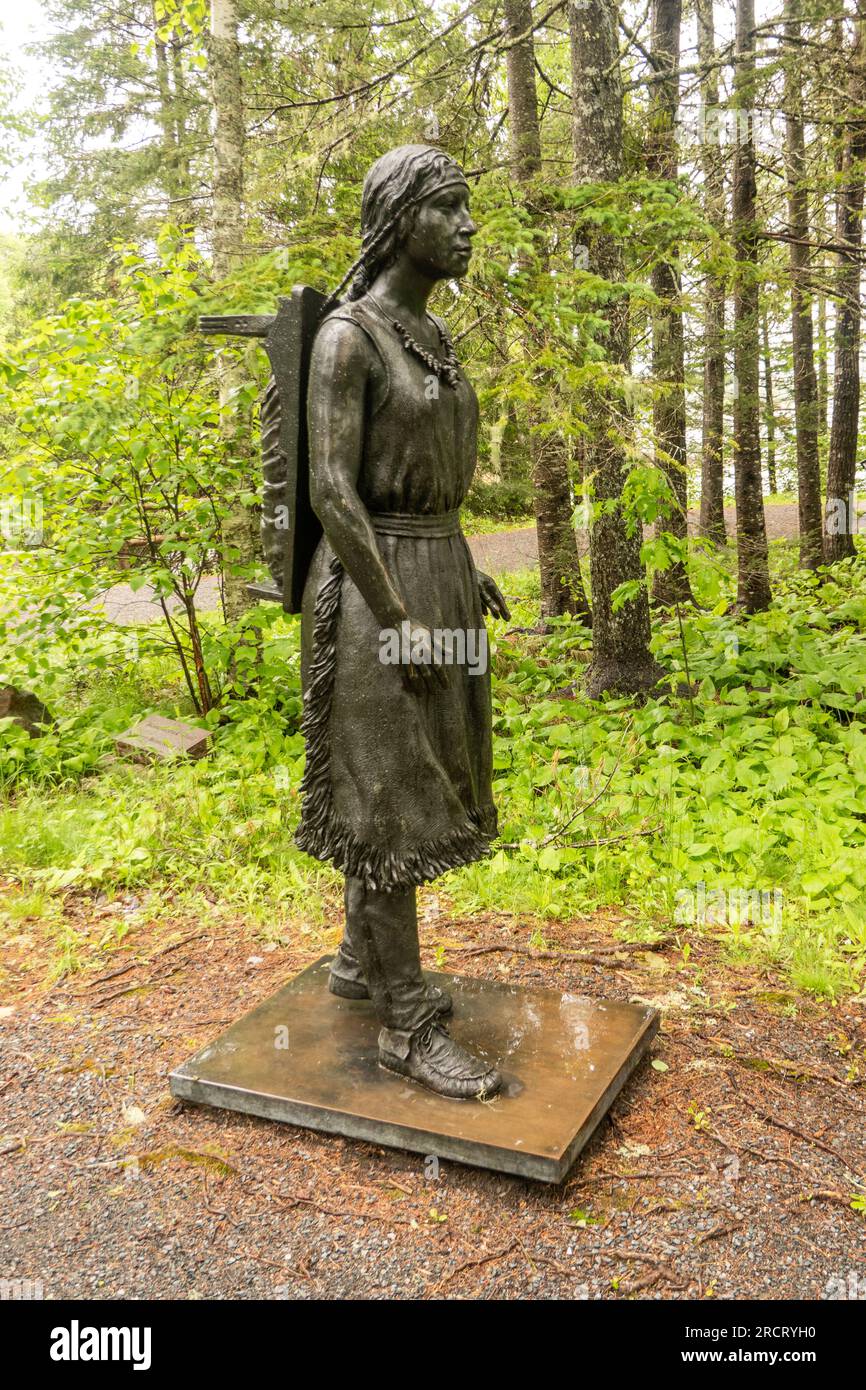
[
  {"x1": 2, "y1": 896, "x2": 864, "y2": 1301},
  {"x1": 97, "y1": 504, "x2": 799, "y2": 626}
]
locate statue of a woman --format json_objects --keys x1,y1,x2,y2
[{"x1": 295, "y1": 145, "x2": 510, "y2": 1100}]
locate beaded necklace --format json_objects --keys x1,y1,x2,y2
[{"x1": 367, "y1": 295, "x2": 461, "y2": 390}]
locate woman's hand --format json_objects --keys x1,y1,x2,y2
[
  {"x1": 476, "y1": 571, "x2": 511, "y2": 620},
  {"x1": 401, "y1": 620, "x2": 450, "y2": 693}
]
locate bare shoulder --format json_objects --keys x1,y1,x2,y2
[{"x1": 310, "y1": 309, "x2": 377, "y2": 381}]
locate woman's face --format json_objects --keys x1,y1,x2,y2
[{"x1": 402, "y1": 183, "x2": 477, "y2": 281}]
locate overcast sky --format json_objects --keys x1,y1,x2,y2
[
  {"x1": 0, "y1": 0, "x2": 790, "y2": 239},
  {"x1": 0, "y1": 3, "x2": 52, "y2": 234}
]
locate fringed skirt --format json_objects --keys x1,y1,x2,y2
[{"x1": 294, "y1": 513, "x2": 498, "y2": 891}]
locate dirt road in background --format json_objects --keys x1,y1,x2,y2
[{"x1": 97, "y1": 504, "x2": 800, "y2": 626}]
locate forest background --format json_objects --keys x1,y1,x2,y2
[{"x1": 1, "y1": 0, "x2": 866, "y2": 1006}]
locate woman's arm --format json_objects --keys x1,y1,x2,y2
[
  {"x1": 307, "y1": 317, "x2": 407, "y2": 631},
  {"x1": 307, "y1": 316, "x2": 447, "y2": 691}
]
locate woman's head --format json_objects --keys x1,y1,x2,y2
[{"x1": 347, "y1": 145, "x2": 475, "y2": 300}]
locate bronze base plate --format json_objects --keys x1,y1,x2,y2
[{"x1": 169, "y1": 957, "x2": 659, "y2": 1183}]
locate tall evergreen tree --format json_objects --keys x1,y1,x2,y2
[
  {"x1": 648, "y1": 0, "x2": 693, "y2": 605},
  {"x1": 23, "y1": 0, "x2": 205, "y2": 304},
  {"x1": 503, "y1": 0, "x2": 590, "y2": 625},
  {"x1": 731, "y1": 0, "x2": 771, "y2": 611},
  {"x1": 825, "y1": 7, "x2": 866, "y2": 563},
  {"x1": 783, "y1": 0, "x2": 823, "y2": 569},
  {"x1": 210, "y1": 0, "x2": 257, "y2": 621},
  {"x1": 570, "y1": 0, "x2": 659, "y2": 696},
  {"x1": 761, "y1": 307, "x2": 777, "y2": 494},
  {"x1": 696, "y1": 0, "x2": 727, "y2": 548}
]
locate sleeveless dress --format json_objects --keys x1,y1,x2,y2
[{"x1": 294, "y1": 295, "x2": 498, "y2": 891}]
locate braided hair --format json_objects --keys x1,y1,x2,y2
[{"x1": 324, "y1": 144, "x2": 470, "y2": 310}]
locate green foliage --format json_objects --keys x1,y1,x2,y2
[
  {"x1": 463, "y1": 477, "x2": 533, "y2": 523},
  {"x1": 0, "y1": 232, "x2": 269, "y2": 713},
  {"x1": 451, "y1": 554, "x2": 866, "y2": 996},
  {"x1": 1, "y1": 0, "x2": 863, "y2": 1003},
  {"x1": 3, "y1": 548, "x2": 866, "y2": 996}
]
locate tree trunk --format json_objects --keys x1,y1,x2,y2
[
  {"x1": 761, "y1": 308, "x2": 777, "y2": 493},
  {"x1": 648, "y1": 0, "x2": 694, "y2": 605},
  {"x1": 152, "y1": 2, "x2": 184, "y2": 208},
  {"x1": 570, "y1": 0, "x2": 659, "y2": 696},
  {"x1": 498, "y1": 402, "x2": 527, "y2": 482},
  {"x1": 209, "y1": 0, "x2": 257, "y2": 621},
  {"x1": 783, "y1": 0, "x2": 823, "y2": 568},
  {"x1": 731, "y1": 0, "x2": 771, "y2": 611},
  {"x1": 696, "y1": 0, "x2": 727, "y2": 548},
  {"x1": 503, "y1": 0, "x2": 590, "y2": 625},
  {"x1": 695, "y1": 0, "x2": 728, "y2": 547},
  {"x1": 816, "y1": 289, "x2": 828, "y2": 444},
  {"x1": 825, "y1": 13, "x2": 866, "y2": 564},
  {"x1": 170, "y1": 33, "x2": 194, "y2": 225}
]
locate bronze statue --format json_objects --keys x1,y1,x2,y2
[
  {"x1": 181, "y1": 150, "x2": 662, "y2": 1171},
  {"x1": 294, "y1": 146, "x2": 511, "y2": 1100}
]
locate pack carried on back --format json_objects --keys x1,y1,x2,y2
[{"x1": 199, "y1": 285, "x2": 335, "y2": 613}]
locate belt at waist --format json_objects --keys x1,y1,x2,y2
[{"x1": 367, "y1": 509, "x2": 462, "y2": 538}]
